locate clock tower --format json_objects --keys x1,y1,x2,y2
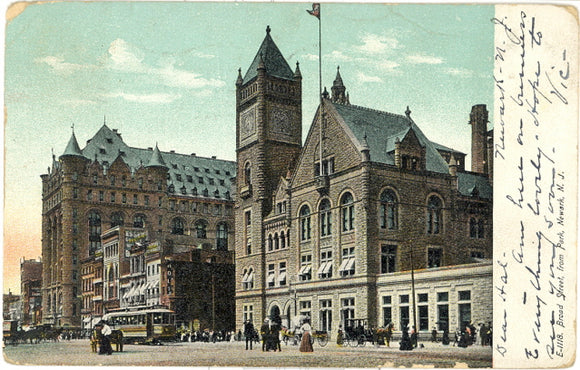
[{"x1": 235, "y1": 26, "x2": 302, "y2": 325}]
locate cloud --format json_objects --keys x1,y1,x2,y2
[
  {"x1": 356, "y1": 72, "x2": 383, "y2": 83},
  {"x1": 107, "y1": 38, "x2": 148, "y2": 73},
  {"x1": 406, "y1": 54, "x2": 444, "y2": 65},
  {"x1": 61, "y1": 98, "x2": 98, "y2": 107},
  {"x1": 36, "y1": 56, "x2": 89, "y2": 74},
  {"x1": 445, "y1": 67, "x2": 474, "y2": 78},
  {"x1": 302, "y1": 53, "x2": 319, "y2": 61},
  {"x1": 326, "y1": 50, "x2": 354, "y2": 62},
  {"x1": 156, "y1": 62, "x2": 225, "y2": 89},
  {"x1": 373, "y1": 60, "x2": 400, "y2": 72},
  {"x1": 103, "y1": 92, "x2": 181, "y2": 104},
  {"x1": 357, "y1": 33, "x2": 399, "y2": 55}
]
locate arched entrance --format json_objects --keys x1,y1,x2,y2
[{"x1": 269, "y1": 305, "x2": 281, "y2": 325}]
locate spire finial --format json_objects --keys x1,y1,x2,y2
[
  {"x1": 405, "y1": 106, "x2": 411, "y2": 118},
  {"x1": 71, "y1": 123, "x2": 75, "y2": 134},
  {"x1": 266, "y1": 25, "x2": 271, "y2": 34}
]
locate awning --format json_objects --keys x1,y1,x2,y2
[
  {"x1": 139, "y1": 283, "x2": 147, "y2": 295},
  {"x1": 317, "y1": 262, "x2": 328, "y2": 275},
  {"x1": 338, "y1": 258, "x2": 350, "y2": 272},
  {"x1": 277, "y1": 272, "x2": 286, "y2": 283},
  {"x1": 322, "y1": 261, "x2": 333, "y2": 274},
  {"x1": 83, "y1": 317, "x2": 91, "y2": 323},
  {"x1": 299, "y1": 265, "x2": 312, "y2": 275},
  {"x1": 339, "y1": 258, "x2": 355, "y2": 272},
  {"x1": 267, "y1": 273, "x2": 275, "y2": 284},
  {"x1": 242, "y1": 272, "x2": 250, "y2": 283}
]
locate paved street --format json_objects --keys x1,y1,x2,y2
[{"x1": 3, "y1": 339, "x2": 492, "y2": 368}]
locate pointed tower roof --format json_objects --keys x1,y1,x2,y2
[
  {"x1": 60, "y1": 130, "x2": 86, "y2": 159},
  {"x1": 333, "y1": 66, "x2": 344, "y2": 87},
  {"x1": 145, "y1": 144, "x2": 168, "y2": 169},
  {"x1": 243, "y1": 26, "x2": 295, "y2": 84}
]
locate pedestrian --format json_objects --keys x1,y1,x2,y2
[
  {"x1": 431, "y1": 326, "x2": 438, "y2": 342},
  {"x1": 270, "y1": 321, "x2": 282, "y2": 352},
  {"x1": 97, "y1": 321, "x2": 113, "y2": 355},
  {"x1": 336, "y1": 325, "x2": 344, "y2": 346},
  {"x1": 299, "y1": 319, "x2": 313, "y2": 352},
  {"x1": 399, "y1": 326, "x2": 413, "y2": 351},
  {"x1": 244, "y1": 321, "x2": 254, "y2": 350},
  {"x1": 385, "y1": 323, "x2": 393, "y2": 347},
  {"x1": 260, "y1": 319, "x2": 270, "y2": 351},
  {"x1": 479, "y1": 323, "x2": 487, "y2": 346},
  {"x1": 442, "y1": 329, "x2": 450, "y2": 345}
]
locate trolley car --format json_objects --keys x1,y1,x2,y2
[{"x1": 103, "y1": 308, "x2": 176, "y2": 343}]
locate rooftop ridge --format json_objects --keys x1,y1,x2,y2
[
  {"x1": 333, "y1": 101, "x2": 409, "y2": 121},
  {"x1": 132, "y1": 146, "x2": 235, "y2": 164}
]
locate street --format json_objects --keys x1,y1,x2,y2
[{"x1": 3, "y1": 339, "x2": 492, "y2": 368}]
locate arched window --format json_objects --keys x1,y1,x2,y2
[
  {"x1": 195, "y1": 219, "x2": 208, "y2": 239},
  {"x1": 319, "y1": 199, "x2": 332, "y2": 237},
  {"x1": 380, "y1": 189, "x2": 398, "y2": 230},
  {"x1": 280, "y1": 231, "x2": 286, "y2": 249},
  {"x1": 427, "y1": 195, "x2": 443, "y2": 234},
  {"x1": 244, "y1": 162, "x2": 252, "y2": 186},
  {"x1": 111, "y1": 212, "x2": 124, "y2": 227},
  {"x1": 268, "y1": 234, "x2": 273, "y2": 251},
  {"x1": 88, "y1": 211, "x2": 101, "y2": 253},
  {"x1": 216, "y1": 223, "x2": 228, "y2": 251},
  {"x1": 133, "y1": 214, "x2": 146, "y2": 228},
  {"x1": 341, "y1": 192, "x2": 355, "y2": 232},
  {"x1": 171, "y1": 218, "x2": 185, "y2": 235},
  {"x1": 300, "y1": 205, "x2": 311, "y2": 241},
  {"x1": 469, "y1": 217, "x2": 485, "y2": 239},
  {"x1": 274, "y1": 233, "x2": 279, "y2": 250}
]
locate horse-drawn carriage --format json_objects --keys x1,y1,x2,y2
[{"x1": 280, "y1": 327, "x2": 329, "y2": 347}]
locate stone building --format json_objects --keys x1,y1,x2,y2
[
  {"x1": 234, "y1": 27, "x2": 493, "y2": 337},
  {"x1": 20, "y1": 258, "x2": 43, "y2": 326},
  {"x1": 42, "y1": 123, "x2": 236, "y2": 327}
]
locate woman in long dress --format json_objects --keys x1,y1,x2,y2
[{"x1": 299, "y1": 320, "x2": 313, "y2": 352}]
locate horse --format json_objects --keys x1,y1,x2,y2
[
  {"x1": 110, "y1": 330, "x2": 124, "y2": 352},
  {"x1": 90, "y1": 329, "x2": 100, "y2": 353}
]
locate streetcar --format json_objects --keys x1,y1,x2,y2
[{"x1": 102, "y1": 308, "x2": 176, "y2": 343}]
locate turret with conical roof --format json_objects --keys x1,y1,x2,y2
[
  {"x1": 146, "y1": 144, "x2": 168, "y2": 169},
  {"x1": 60, "y1": 130, "x2": 86, "y2": 160},
  {"x1": 331, "y1": 66, "x2": 349, "y2": 104}
]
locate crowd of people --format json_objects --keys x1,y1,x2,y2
[{"x1": 241, "y1": 318, "x2": 314, "y2": 353}]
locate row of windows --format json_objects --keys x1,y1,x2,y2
[{"x1": 243, "y1": 246, "x2": 485, "y2": 289}]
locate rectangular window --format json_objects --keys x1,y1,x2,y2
[
  {"x1": 437, "y1": 304, "x2": 449, "y2": 331},
  {"x1": 278, "y1": 262, "x2": 287, "y2": 286},
  {"x1": 245, "y1": 210, "x2": 252, "y2": 255},
  {"x1": 418, "y1": 305, "x2": 429, "y2": 331},
  {"x1": 299, "y1": 254, "x2": 312, "y2": 281},
  {"x1": 73, "y1": 187, "x2": 79, "y2": 199},
  {"x1": 458, "y1": 290, "x2": 471, "y2": 301},
  {"x1": 122, "y1": 193, "x2": 127, "y2": 204},
  {"x1": 341, "y1": 298, "x2": 355, "y2": 328},
  {"x1": 339, "y1": 247, "x2": 355, "y2": 276},
  {"x1": 427, "y1": 248, "x2": 442, "y2": 268},
  {"x1": 87, "y1": 190, "x2": 93, "y2": 201},
  {"x1": 144, "y1": 196, "x2": 149, "y2": 206},
  {"x1": 381, "y1": 245, "x2": 397, "y2": 273},
  {"x1": 110, "y1": 192, "x2": 116, "y2": 203},
  {"x1": 300, "y1": 301, "x2": 312, "y2": 320},
  {"x1": 318, "y1": 250, "x2": 333, "y2": 279},
  {"x1": 243, "y1": 304, "x2": 254, "y2": 323},
  {"x1": 314, "y1": 158, "x2": 335, "y2": 176},
  {"x1": 459, "y1": 303, "x2": 471, "y2": 328},
  {"x1": 99, "y1": 191, "x2": 104, "y2": 202},
  {"x1": 319, "y1": 299, "x2": 332, "y2": 332},
  {"x1": 399, "y1": 306, "x2": 409, "y2": 331},
  {"x1": 382, "y1": 296, "x2": 392, "y2": 327},
  {"x1": 267, "y1": 264, "x2": 275, "y2": 288}
]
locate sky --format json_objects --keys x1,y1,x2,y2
[{"x1": 3, "y1": 1, "x2": 494, "y2": 294}]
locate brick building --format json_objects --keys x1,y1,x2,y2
[
  {"x1": 42, "y1": 123, "x2": 236, "y2": 328},
  {"x1": 20, "y1": 258, "x2": 43, "y2": 326},
  {"x1": 234, "y1": 27, "x2": 493, "y2": 337}
]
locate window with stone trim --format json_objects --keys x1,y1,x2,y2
[
  {"x1": 242, "y1": 268, "x2": 254, "y2": 290},
  {"x1": 339, "y1": 247, "x2": 355, "y2": 276},
  {"x1": 216, "y1": 223, "x2": 228, "y2": 251},
  {"x1": 427, "y1": 195, "x2": 443, "y2": 234},
  {"x1": 88, "y1": 211, "x2": 101, "y2": 253},
  {"x1": 382, "y1": 296, "x2": 392, "y2": 327},
  {"x1": 318, "y1": 250, "x2": 333, "y2": 279},
  {"x1": 427, "y1": 248, "x2": 442, "y2": 268},
  {"x1": 195, "y1": 219, "x2": 208, "y2": 238},
  {"x1": 341, "y1": 192, "x2": 355, "y2": 232},
  {"x1": 381, "y1": 244, "x2": 397, "y2": 273},
  {"x1": 300, "y1": 205, "x2": 311, "y2": 241},
  {"x1": 380, "y1": 189, "x2": 398, "y2": 230},
  {"x1": 299, "y1": 254, "x2": 312, "y2": 281},
  {"x1": 319, "y1": 198, "x2": 332, "y2": 237},
  {"x1": 469, "y1": 217, "x2": 485, "y2": 239},
  {"x1": 171, "y1": 217, "x2": 185, "y2": 235}
]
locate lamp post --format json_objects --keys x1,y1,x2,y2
[
  {"x1": 410, "y1": 245, "x2": 418, "y2": 348},
  {"x1": 288, "y1": 281, "x2": 297, "y2": 329}
]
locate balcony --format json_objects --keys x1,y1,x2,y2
[
  {"x1": 239, "y1": 184, "x2": 252, "y2": 199},
  {"x1": 315, "y1": 175, "x2": 329, "y2": 193}
]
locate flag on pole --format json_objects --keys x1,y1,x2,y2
[{"x1": 307, "y1": 3, "x2": 320, "y2": 19}]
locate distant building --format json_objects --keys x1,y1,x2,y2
[
  {"x1": 3, "y1": 291, "x2": 21, "y2": 322},
  {"x1": 234, "y1": 27, "x2": 493, "y2": 336},
  {"x1": 20, "y1": 258, "x2": 43, "y2": 326},
  {"x1": 42, "y1": 124, "x2": 236, "y2": 328}
]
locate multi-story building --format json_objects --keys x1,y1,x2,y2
[
  {"x1": 42, "y1": 123, "x2": 236, "y2": 327},
  {"x1": 234, "y1": 27, "x2": 493, "y2": 337},
  {"x1": 20, "y1": 258, "x2": 43, "y2": 326}
]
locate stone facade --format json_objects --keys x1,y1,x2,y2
[
  {"x1": 42, "y1": 125, "x2": 236, "y2": 328},
  {"x1": 234, "y1": 28, "x2": 493, "y2": 338},
  {"x1": 20, "y1": 259, "x2": 43, "y2": 326}
]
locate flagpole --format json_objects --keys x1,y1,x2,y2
[{"x1": 318, "y1": 5, "x2": 323, "y2": 177}]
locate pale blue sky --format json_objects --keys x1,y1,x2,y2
[{"x1": 4, "y1": 2, "x2": 494, "y2": 292}]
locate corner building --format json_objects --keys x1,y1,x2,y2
[
  {"x1": 42, "y1": 123, "x2": 235, "y2": 327},
  {"x1": 235, "y1": 28, "x2": 493, "y2": 338}
]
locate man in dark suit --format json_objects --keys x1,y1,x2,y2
[{"x1": 243, "y1": 320, "x2": 255, "y2": 350}]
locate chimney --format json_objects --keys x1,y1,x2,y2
[{"x1": 469, "y1": 104, "x2": 488, "y2": 174}]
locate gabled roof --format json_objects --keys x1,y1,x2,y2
[
  {"x1": 457, "y1": 172, "x2": 493, "y2": 199},
  {"x1": 74, "y1": 124, "x2": 235, "y2": 200},
  {"x1": 328, "y1": 101, "x2": 450, "y2": 173},
  {"x1": 242, "y1": 27, "x2": 295, "y2": 84}
]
